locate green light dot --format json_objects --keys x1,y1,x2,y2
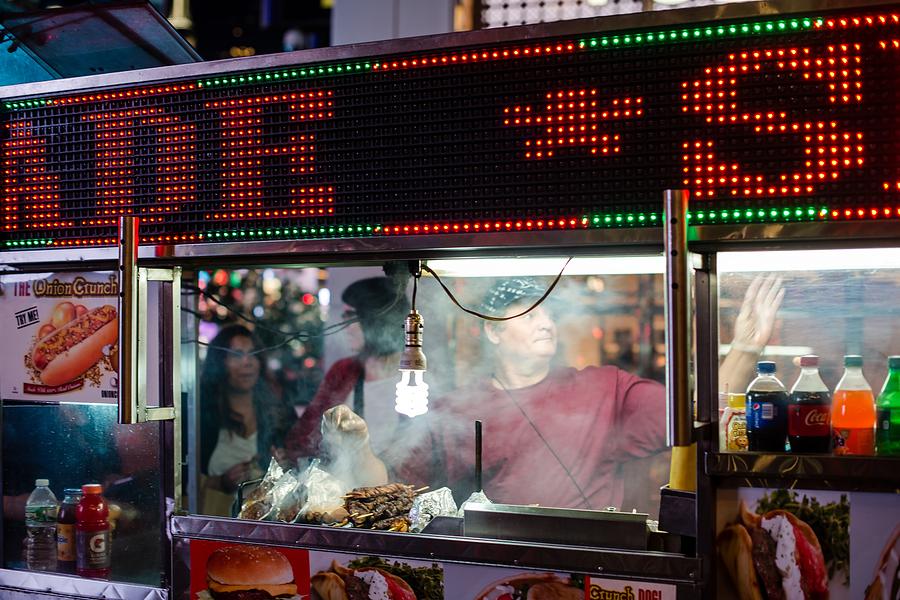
[
  {"x1": 790, "y1": 20, "x2": 799, "y2": 29},
  {"x1": 612, "y1": 37, "x2": 620, "y2": 45},
  {"x1": 590, "y1": 39, "x2": 598, "y2": 47},
  {"x1": 646, "y1": 33, "x2": 654, "y2": 41},
  {"x1": 615, "y1": 215, "x2": 623, "y2": 222},
  {"x1": 291, "y1": 71, "x2": 298, "y2": 77},
  {"x1": 765, "y1": 22, "x2": 774, "y2": 31},
  {"x1": 627, "y1": 215, "x2": 635, "y2": 222},
  {"x1": 601, "y1": 38, "x2": 609, "y2": 46},
  {"x1": 623, "y1": 36, "x2": 631, "y2": 44},
  {"x1": 317, "y1": 68, "x2": 324, "y2": 74},
  {"x1": 604, "y1": 216, "x2": 612, "y2": 223},
  {"x1": 729, "y1": 26, "x2": 737, "y2": 34},
  {"x1": 327, "y1": 67, "x2": 333, "y2": 73},
  {"x1": 745, "y1": 210, "x2": 754, "y2": 218},
  {"x1": 777, "y1": 21, "x2": 786, "y2": 29},
  {"x1": 593, "y1": 216, "x2": 600, "y2": 223},
  {"x1": 716, "y1": 27, "x2": 725, "y2": 35},
  {"x1": 364, "y1": 63, "x2": 371, "y2": 69},
  {"x1": 638, "y1": 215, "x2": 645, "y2": 222},
  {"x1": 741, "y1": 25, "x2": 750, "y2": 33}
]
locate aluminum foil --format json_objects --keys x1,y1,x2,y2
[
  {"x1": 456, "y1": 489, "x2": 492, "y2": 517},
  {"x1": 408, "y1": 487, "x2": 458, "y2": 532}
]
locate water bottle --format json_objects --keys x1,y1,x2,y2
[{"x1": 25, "y1": 478, "x2": 59, "y2": 571}]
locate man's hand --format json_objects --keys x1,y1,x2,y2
[
  {"x1": 732, "y1": 274, "x2": 784, "y2": 352},
  {"x1": 321, "y1": 405, "x2": 370, "y2": 451}
]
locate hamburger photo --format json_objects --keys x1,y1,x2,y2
[
  {"x1": 198, "y1": 545, "x2": 302, "y2": 600},
  {"x1": 718, "y1": 501, "x2": 829, "y2": 600}
]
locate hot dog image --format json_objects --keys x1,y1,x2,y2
[
  {"x1": 718, "y1": 501, "x2": 829, "y2": 600},
  {"x1": 474, "y1": 573, "x2": 582, "y2": 600},
  {"x1": 31, "y1": 304, "x2": 118, "y2": 386},
  {"x1": 311, "y1": 557, "x2": 442, "y2": 600}
]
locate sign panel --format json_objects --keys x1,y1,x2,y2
[
  {"x1": 0, "y1": 271, "x2": 119, "y2": 402},
  {"x1": 4, "y1": 7, "x2": 900, "y2": 249},
  {"x1": 188, "y1": 540, "x2": 682, "y2": 599},
  {"x1": 716, "y1": 486, "x2": 900, "y2": 600}
]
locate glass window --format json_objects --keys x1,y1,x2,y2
[
  {"x1": 718, "y1": 248, "x2": 900, "y2": 446},
  {"x1": 187, "y1": 255, "x2": 670, "y2": 526},
  {"x1": 2, "y1": 403, "x2": 163, "y2": 585}
]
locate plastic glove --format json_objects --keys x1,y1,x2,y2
[{"x1": 321, "y1": 405, "x2": 370, "y2": 452}]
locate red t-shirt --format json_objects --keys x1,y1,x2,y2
[{"x1": 395, "y1": 365, "x2": 666, "y2": 509}]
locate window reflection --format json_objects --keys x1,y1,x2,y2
[
  {"x1": 191, "y1": 260, "x2": 671, "y2": 519},
  {"x1": 2, "y1": 403, "x2": 162, "y2": 585}
]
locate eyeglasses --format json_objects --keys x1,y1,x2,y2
[{"x1": 341, "y1": 308, "x2": 358, "y2": 320}]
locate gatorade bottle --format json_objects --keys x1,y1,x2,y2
[
  {"x1": 876, "y1": 356, "x2": 900, "y2": 456},
  {"x1": 832, "y1": 355, "x2": 876, "y2": 455},
  {"x1": 75, "y1": 484, "x2": 110, "y2": 579},
  {"x1": 745, "y1": 362, "x2": 789, "y2": 452}
]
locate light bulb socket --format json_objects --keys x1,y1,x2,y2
[{"x1": 399, "y1": 310, "x2": 426, "y2": 371}]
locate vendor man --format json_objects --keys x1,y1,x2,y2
[{"x1": 320, "y1": 275, "x2": 780, "y2": 508}]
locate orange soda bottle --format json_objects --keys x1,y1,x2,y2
[{"x1": 832, "y1": 355, "x2": 876, "y2": 455}]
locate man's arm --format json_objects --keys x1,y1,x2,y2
[{"x1": 719, "y1": 275, "x2": 784, "y2": 395}]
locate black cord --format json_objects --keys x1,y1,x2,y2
[
  {"x1": 492, "y1": 374, "x2": 593, "y2": 509},
  {"x1": 421, "y1": 257, "x2": 572, "y2": 322}
]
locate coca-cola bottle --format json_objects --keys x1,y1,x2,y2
[{"x1": 788, "y1": 355, "x2": 832, "y2": 453}]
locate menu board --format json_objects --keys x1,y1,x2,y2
[{"x1": 189, "y1": 540, "x2": 678, "y2": 599}]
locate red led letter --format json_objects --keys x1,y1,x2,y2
[
  {"x1": 682, "y1": 45, "x2": 865, "y2": 199},
  {"x1": 81, "y1": 108, "x2": 197, "y2": 226},
  {"x1": 503, "y1": 89, "x2": 643, "y2": 159},
  {"x1": 2, "y1": 121, "x2": 69, "y2": 232},
  {"x1": 206, "y1": 92, "x2": 334, "y2": 221}
]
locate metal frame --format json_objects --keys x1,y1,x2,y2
[{"x1": 0, "y1": 0, "x2": 895, "y2": 102}]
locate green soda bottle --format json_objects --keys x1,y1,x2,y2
[{"x1": 875, "y1": 355, "x2": 900, "y2": 456}]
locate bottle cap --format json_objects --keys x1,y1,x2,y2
[
  {"x1": 889, "y1": 356, "x2": 900, "y2": 370},
  {"x1": 756, "y1": 361, "x2": 776, "y2": 374},
  {"x1": 35, "y1": 478, "x2": 49, "y2": 487},
  {"x1": 799, "y1": 355, "x2": 819, "y2": 367},
  {"x1": 728, "y1": 393, "x2": 746, "y2": 409},
  {"x1": 63, "y1": 488, "x2": 83, "y2": 495},
  {"x1": 81, "y1": 484, "x2": 103, "y2": 495},
  {"x1": 843, "y1": 354, "x2": 863, "y2": 368}
]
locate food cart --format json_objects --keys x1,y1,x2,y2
[{"x1": 1, "y1": 1, "x2": 899, "y2": 598}]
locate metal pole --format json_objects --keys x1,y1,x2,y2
[
  {"x1": 118, "y1": 216, "x2": 139, "y2": 425},
  {"x1": 664, "y1": 189, "x2": 692, "y2": 446}
]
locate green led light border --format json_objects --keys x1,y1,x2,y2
[
  {"x1": 1, "y1": 10, "x2": 847, "y2": 110},
  {"x1": 578, "y1": 16, "x2": 819, "y2": 50},
  {"x1": 195, "y1": 61, "x2": 374, "y2": 91}
]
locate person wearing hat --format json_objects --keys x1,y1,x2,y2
[
  {"x1": 317, "y1": 274, "x2": 782, "y2": 508},
  {"x1": 283, "y1": 276, "x2": 409, "y2": 470}
]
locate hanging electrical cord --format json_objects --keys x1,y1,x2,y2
[
  {"x1": 420, "y1": 256, "x2": 572, "y2": 321},
  {"x1": 182, "y1": 275, "x2": 408, "y2": 357}
]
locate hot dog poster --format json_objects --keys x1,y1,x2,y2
[
  {"x1": 717, "y1": 487, "x2": 900, "y2": 600},
  {"x1": 0, "y1": 271, "x2": 119, "y2": 403}
]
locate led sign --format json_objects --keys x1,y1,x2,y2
[{"x1": 2, "y1": 9, "x2": 900, "y2": 248}]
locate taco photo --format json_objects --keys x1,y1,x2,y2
[{"x1": 310, "y1": 556, "x2": 443, "y2": 600}]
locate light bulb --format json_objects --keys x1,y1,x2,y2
[
  {"x1": 396, "y1": 308, "x2": 428, "y2": 417},
  {"x1": 395, "y1": 369, "x2": 429, "y2": 417}
]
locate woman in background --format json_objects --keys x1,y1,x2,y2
[{"x1": 199, "y1": 324, "x2": 294, "y2": 514}]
